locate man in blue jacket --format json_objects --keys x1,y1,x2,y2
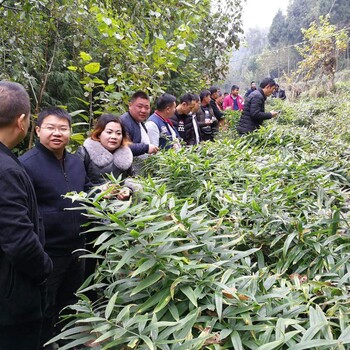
[
  {"x1": 20, "y1": 107, "x2": 91, "y2": 349},
  {"x1": 146, "y1": 93, "x2": 180, "y2": 150},
  {"x1": 0, "y1": 81, "x2": 52, "y2": 350}
]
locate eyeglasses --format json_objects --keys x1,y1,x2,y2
[{"x1": 40, "y1": 125, "x2": 70, "y2": 133}]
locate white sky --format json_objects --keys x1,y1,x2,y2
[{"x1": 242, "y1": 0, "x2": 290, "y2": 30}]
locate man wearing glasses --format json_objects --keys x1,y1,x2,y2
[{"x1": 20, "y1": 107, "x2": 91, "y2": 349}]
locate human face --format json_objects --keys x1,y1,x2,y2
[
  {"x1": 192, "y1": 100, "x2": 200, "y2": 113},
  {"x1": 264, "y1": 84, "x2": 276, "y2": 97},
  {"x1": 181, "y1": 101, "x2": 194, "y2": 115},
  {"x1": 163, "y1": 101, "x2": 176, "y2": 118},
  {"x1": 202, "y1": 95, "x2": 211, "y2": 106},
  {"x1": 216, "y1": 95, "x2": 223, "y2": 104},
  {"x1": 211, "y1": 91, "x2": 218, "y2": 99},
  {"x1": 231, "y1": 88, "x2": 239, "y2": 97},
  {"x1": 99, "y1": 122, "x2": 123, "y2": 152},
  {"x1": 129, "y1": 97, "x2": 151, "y2": 123},
  {"x1": 36, "y1": 115, "x2": 70, "y2": 158}
]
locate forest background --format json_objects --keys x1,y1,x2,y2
[
  {"x1": 225, "y1": 0, "x2": 350, "y2": 94},
  {"x1": 2, "y1": 0, "x2": 350, "y2": 153}
]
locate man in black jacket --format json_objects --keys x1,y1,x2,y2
[
  {"x1": 20, "y1": 107, "x2": 91, "y2": 349},
  {"x1": 170, "y1": 93, "x2": 197, "y2": 145},
  {"x1": 197, "y1": 90, "x2": 218, "y2": 141},
  {"x1": 237, "y1": 78, "x2": 279, "y2": 135},
  {"x1": 209, "y1": 86, "x2": 224, "y2": 121},
  {"x1": 272, "y1": 84, "x2": 287, "y2": 100},
  {"x1": 244, "y1": 81, "x2": 257, "y2": 98},
  {"x1": 120, "y1": 91, "x2": 158, "y2": 173},
  {"x1": 0, "y1": 81, "x2": 52, "y2": 350}
]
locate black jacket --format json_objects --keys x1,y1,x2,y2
[
  {"x1": 196, "y1": 104, "x2": 218, "y2": 141},
  {"x1": 170, "y1": 110, "x2": 198, "y2": 145},
  {"x1": 76, "y1": 138, "x2": 134, "y2": 186},
  {"x1": 210, "y1": 98, "x2": 224, "y2": 120},
  {"x1": 272, "y1": 89, "x2": 286, "y2": 100},
  {"x1": 237, "y1": 88, "x2": 272, "y2": 134},
  {"x1": 120, "y1": 111, "x2": 149, "y2": 156},
  {"x1": 19, "y1": 142, "x2": 91, "y2": 256},
  {"x1": 0, "y1": 142, "x2": 52, "y2": 325}
]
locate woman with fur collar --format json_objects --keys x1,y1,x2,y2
[{"x1": 76, "y1": 114, "x2": 134, "y2": 200}]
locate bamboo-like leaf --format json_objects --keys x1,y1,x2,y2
[
  {"x1": 180, "y1": 201, "x2": 189, "y2": 220},
  {"x1": 154, "y1": 292, "x2": 171, "y2": 313},
  {"x1": 230, "y1": 330, "x2": 244, "y2": 350},
  {"x1": 105, "y1": 291, "x2": 118, "y2": 319},
  {"x1": 291, "y1": 339, "x2": 339, "y2": 350},
  {"x1": 130, "y1": 271, "x2": 163, "y2": 296},
  {"x1": 215, "y1": 291, "x2": 223, "y2": 321},
  {"x1": 180, "y1": 286, "x2": 198, "y2": 307},
  {"x1": 139, "y1": 335, "x2": 156, "y2": 350},
  {"x1": 131, "y1": 258, "x2": 156, "y2": 277},
  {"x1": 137, "y1": 289, "x2": 169, "y2": 314},
  {"x1": 256, "y1": 339, "x2": 284, "y2": 350},
  {"x1": 283, "y1": 232, "x2": 297, "y2": 258},
  {"x1": 113, "y1": 246, "x2": 143, "y2": 275}
]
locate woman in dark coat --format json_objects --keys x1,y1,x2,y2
[
  {"x1": 76, "y1": 114, "x2": 134, "y2": 198},
  {"x1": 76, "y1": 114, "x2": 135, "y2": 299}
]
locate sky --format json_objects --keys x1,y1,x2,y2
[{"x1": 242, "y1": 0, "x2": 290, "y2": 30}]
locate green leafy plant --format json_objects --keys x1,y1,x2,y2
[{"x1": 51, "y1": 87, "x2": 350, "y2": 349}]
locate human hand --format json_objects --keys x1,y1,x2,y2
[
  {"x1": 117, "y1": 187, "x2": 131, "y2": 200},
  {"x1": 271, "y1": 110, "x2": 280, "y2": 118},
  {"x1": 205, "y1": 119, "x2": 212, "y2": 124},
  {"x1": 148, "y1": 144, "x2": 159, "y2": 154},
  {"x1": 173, "y1": 142, "x2": 181, "y2": 151}
]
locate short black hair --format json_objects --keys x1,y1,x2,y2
[
  {"x1": 179, "y1": 93, "x2": 193, "y2": 104},
  {"x1": 37, "y1": 107, "x2": 72, "y2": 127},
  {"x1": 130, "y1": 90, "x2": 150, "y2": 102},
  {"x1": 209, "y1": 86, "x2": 219, "y2": 95},
  {"x1": 260, "y1": 78, "x2": 276, "y2": 89},
  {"x1": 251, "y1": 81, "x2": 256, "y2": 84},
  {"x1": 199, "y1": 90, "x2": 211, "y2": 101},
  {"x1": 231, "y1": 85, "x2": 239, "y2": 91},
  {"x1": 155, "y1": 93, "x2": 176, "y2": 111},
  {"x1": 0, "y1": 81, "x2": 30, "y2": 128},
  {"x1": 191, "y1": 93, "x2": 200, "y2": 102}
]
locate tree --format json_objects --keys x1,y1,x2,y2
[
  {"x1": 1, "y1": 0, "x2": 244, "y2": 151},
  {"x1": 295, "y1": 15, "x2": 348, "y2": 91},
  {"x1": 317, "y1": 0, "x2": 350, "y2": 30},
  {"x1": 268, "y1": 9, "x2": 287, "y2": 48},
  {"x1": 285, "y1": 0, "x2": 317, "y2": 44}
]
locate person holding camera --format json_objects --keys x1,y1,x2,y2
[{"x1": 196, "y1": 90, "x2": 218, "y2": 142}]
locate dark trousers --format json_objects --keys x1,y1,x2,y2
[
  {"x1": 40, "y1": 252, "x2": 84, "y2": 349},
  {"x1": 83, "y1": 231, "x2": 101, "y2": 302},
  {"x1": 0, "y1": 320, "x2": 42, "y2": 350}
]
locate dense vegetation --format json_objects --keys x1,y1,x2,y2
[
  {"x1": 51, "y1": 84, "x2": 350, "y2": 349},
  {"x1": 226, "y1": 0, "x2": 350, "y2": 91},
  {"x1": 0, "y1": 0, "x2": 243, "y2": 114}
]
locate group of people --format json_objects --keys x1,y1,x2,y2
[{"x1": 0, "y1": 76, "x2": 284, "y2": 349}]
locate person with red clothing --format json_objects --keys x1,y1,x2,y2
[
  {"x1": 223, "y1": 85, "x2": 244, "y2": 111},
  {"x1": 146, "y1": 93, "x2": 180, "y2": 150}
]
